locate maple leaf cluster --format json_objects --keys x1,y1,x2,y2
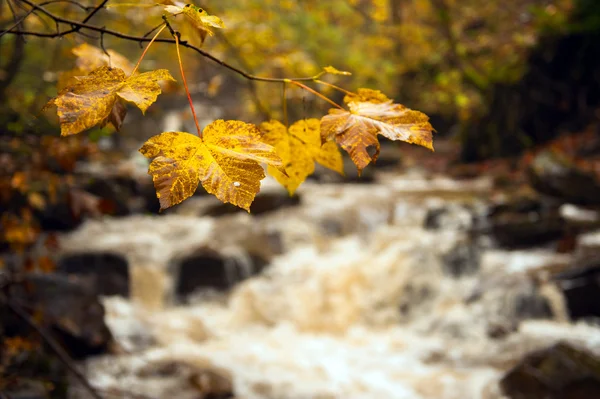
[{"x1": 42, "y1": 5, "x2": 434, "y2": 212}]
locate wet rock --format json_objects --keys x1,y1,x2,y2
[
  {"x1": 424, "y1": 201, "x2": 474, "y2": 231},
  {"x1": 190, "y1": 369, "x2": 234, "y2": 399},
  {"x1": 486, "y1": 197, "x2": 565, "y2": 248},
  {"x1": 442, "y1": 236, "x2": 480, "y2": 277},
  {"x1": 554, "y1": 258, "x2": 600, "y2": 322},
  {"x1": 57, "y1": 252, "x2": 130, "y2": 297},
  {"x1": 1, "y1": 379, "x2": 61, "y2": 399},
  {"x1": 200, "y1": 191, "x2": 300, "y2": 216},
  {"x1": 560, "y1": 204, "x2": 600, "y2": 231},
  {"x1": 528, "y1": 150, "x2": 600, "y2": 205},
  {"x1": 500, "y1": 342, "x2": 600, "y2": 399},
  {"x1": 6, "y1": 273, "x2": 113, "y2": 359},
  {"x1": 174, "y1": 250, "x2": 268, "y2": 298},
  {"x1": 308, "y1": 157, "x2": 376, "y2": 184}
]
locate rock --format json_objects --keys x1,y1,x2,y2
[
  {"x1": 528, "y1": 150, "x2": 600, "y2": 205},
  {"x1": 174, "y1": 250, "x2": 268, "y2": 298},
  {"x1": 0, "y1": 378, "x2": 61, "y2": 399},
  {"x1": 57, "y1": 252, "x2": 130, "y2": 297},
  {"x1": 190, "y1": 369, "x2": 234, "y2": 399},
  {"x1": 308, "y1": 157, "x2": 376, "y2": 184},
  {"x1": 424, "y1": 200, "x2": 474, "y2": 231},
  {"x1": 486, "y1": 197, "x2": 565, "y2": 248},
  {"x1": 554, "y1": 258, "x2": 600, "y2": 322},
  {"x1": 500, "y1": 342, "x2": 600, "y2": 399},
  {"x1": 442, "y1": 236, "x2": 480, "y2": 277},
  {"x1": 5, "y1": 273, "x2": 113, "y2": 359},
  {"x1": 560, "y1": 204, "x2": 600, "y2": 230},
  {"x1": 200, "y1": 188, "x2": 300, "y2": 217}
]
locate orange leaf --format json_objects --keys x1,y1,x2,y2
[{"x1": 321, "y1": 88, "x2": 434, "y2": 173}]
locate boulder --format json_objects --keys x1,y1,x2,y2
[
  {"x1": 528, "y1": 150, "x2": 600, "y2": 205},
  {"x1": 174, "y1": 250, "x2": 268, "y2": 299},
  {"x1": 501, "y1": 342, "x2": 600, "y2": 399},
  {"x1": 485, "y1": 197, "x2": 565, "y2": 248},
  {"x1": 57, "y1": 252, "x2": 130, "y2": 297},
  {"x1": 4, "y1": 273, "x2": 113, "y2": 359}
]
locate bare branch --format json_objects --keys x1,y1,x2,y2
[{"x1": 4, "y1": 0, "x2": 321, "y2": 83}]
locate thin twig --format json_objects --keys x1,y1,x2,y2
[
  {"x1": 6, "y1": 0, "x2": 323, "y2": 83},
  {"x1": 289, "y1": 81, "x2": 344, "y2": 110},
  {"x1": 6, "y1": 300, "x2": 103, "y2": 399},
  {"x1": 174, "y1": 32, "x2": 202, "y2": 136},
  {"x1": 131, "y1": 23, "x2": 166, "y2": 75}
]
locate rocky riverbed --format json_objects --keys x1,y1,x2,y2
[{"x1": 48, "y1": 156, "x2": 600, "y2": 399}]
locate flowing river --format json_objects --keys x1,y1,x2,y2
[{"x1": 59, "y1": 166, "x2": 600, "y2": 399}]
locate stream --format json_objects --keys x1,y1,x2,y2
[{"x1": 58, "y1": 164, "x2": 600, "y2": 399}]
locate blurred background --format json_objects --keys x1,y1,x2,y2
[{"x1": 2, "y1": 0, "x2": 600, "y2": 398}]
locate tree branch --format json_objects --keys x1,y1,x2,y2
[{"x1": 4, "y1": 0, "x2": 322, "y2": 84}]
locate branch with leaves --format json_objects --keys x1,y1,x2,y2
[{"x1": 3, "y1": 0, "x2": 435, "y2": 212}]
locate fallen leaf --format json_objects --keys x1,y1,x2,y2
[
  {"x1": 140, "y1": 120, "x2": 282, "y2": 211},
  {"x1": 47, "y1": 66, "x2": 175, "y2": 136},
  {"x1": 260, "y1": 119, "x2": 344, "y2": 194},
  {"x1": 321, "y1": 88, "x2": 434, "y2": 173}
]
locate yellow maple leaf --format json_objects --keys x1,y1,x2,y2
[
  {"x1": 260, "y1": 119, "x2": 344, "y2": 195},
  {"x1": 321, "y1": 88, "x2": 434, "y2": 173},
  {"x1": 164, "y1": 4, "x2": 225, "y2": 45},
  {"x1": 139, "y1": 120, "x2": 283, "y2": 211},
  {"x1": 47, "y1": 66, "x2": 175, "y2": 136}
]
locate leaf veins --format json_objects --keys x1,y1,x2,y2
[
  {"x1": 320, "y1": 88, "x2": 434, "y2": 173},
  {"x1": 47, "y1": 66, "x2": 175, "y2": 136},
  {"x1": 260, "y1": 119, "x2": 343, "y2": 195},
  {"x1": 139, "y1": 120, "x2": 283, "y2": 211}
]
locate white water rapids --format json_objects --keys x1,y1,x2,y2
[{"x1": 60, "y1": 170, "x2": 600, "y2": 399}]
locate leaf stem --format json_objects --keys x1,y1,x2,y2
[
  {"x1": 314, "y1": 79, "x2": 353, "y2": 96},
  {"x1": 282, "y1": 82, "x2": 288, "y2": 128},
  {"x1": 289, "y1": 81, "x2": 344, "y2": 110},
  {"x1": 175, "y1": 33, "x2": 202, "y2": 137},
  {"x1": 131, "y1": 23, "x2": 166, "y2": 75}
]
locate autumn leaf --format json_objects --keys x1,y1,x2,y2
[
  {"x1": 140, "y1": 120, "x2": 283, "y2": 211},
  {"x1": 343, "y1": 88, "x2": 389, "y2": 104},
  {"x1": 47, "y1": 66, "x2": 175, "y2": 136},
  {"x1": 260, "y1": 119, "x2": 344, "y2": 195},
  {"x1": 164, "y1": 4, "x2": 225, "y2": 44},
  {"x1": 323, "y1": 66, "x2": 351, "y2": 76},
  {"x1": 321, "y1": 88, "x2": 434, "y2": 173}
]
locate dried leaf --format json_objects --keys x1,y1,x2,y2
[
  {"x1": 321, "y1": 88, "x2": 434, "y2": 173},
  {"x1": 140, "y1": 120, "x2": 282, "y2": 211},
  {"x1": 47, "y1": 66, "x2": 175, "y2": 136},
  {"x1": 261, "y1": 119, "x2": 344, "y2": 195},
  {"x1": 323, "y1": 66, "x2": 352, "y2": 76},
  {"x1": 343, "y1": 88, "x2": 390, "y2": 104}
]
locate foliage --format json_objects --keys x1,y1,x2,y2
[
  {"x1": 260, "y1": 119, "x2": 344, "y2": 194},
  {"x1": 1, "y1": 0, "x2": 436, "y2": 212},
  {"x1": 140, "y1": 120, "x2": 283, "y2": 210},
  {"x1": 0, "y1": 0, "x2": 580, "y2": 217}
]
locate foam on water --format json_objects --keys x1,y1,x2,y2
[{"x1": 66, "y1": 175, "x2": 600, "y2": 399}]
